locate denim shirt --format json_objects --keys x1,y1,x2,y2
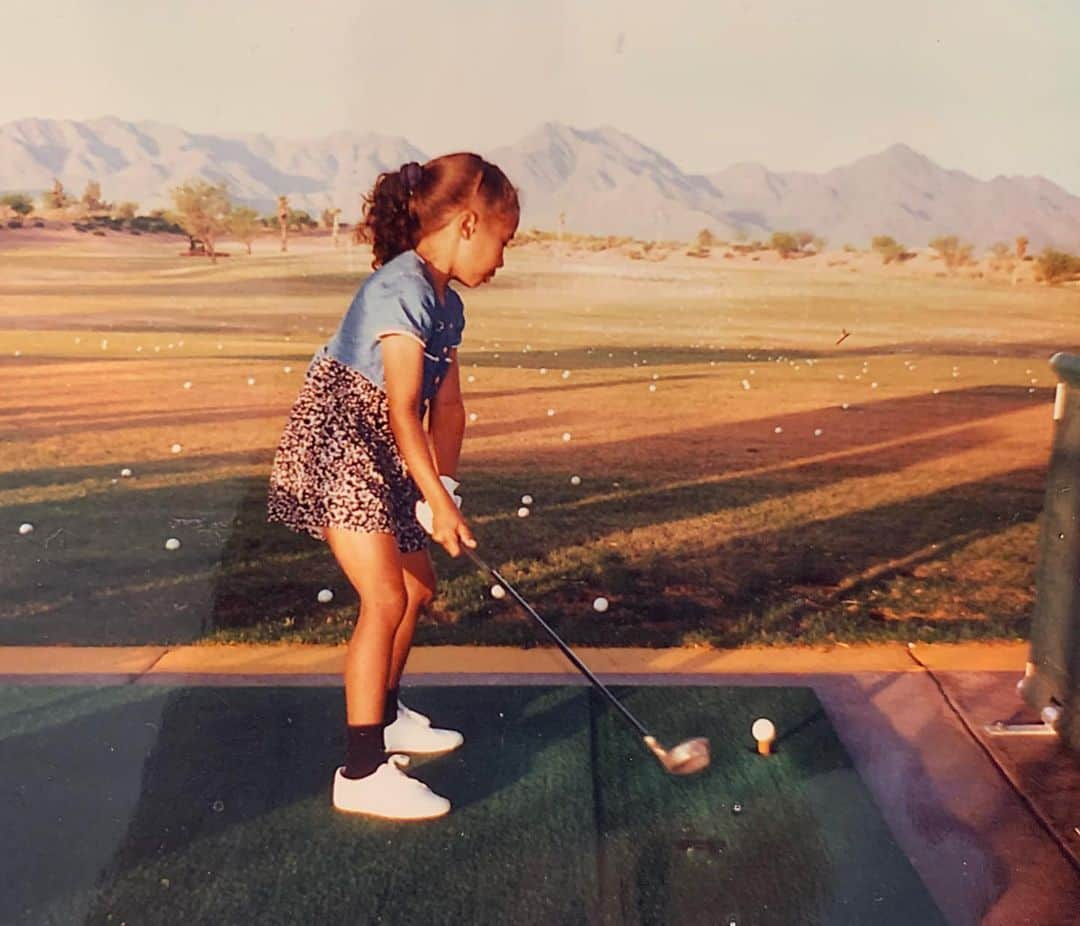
[{"x1": 321, "y1": 249, "x2": 465, "y2": 418}]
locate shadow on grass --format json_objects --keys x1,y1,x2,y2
[{"x1": 0, "y1": 381, "x2": 1048, "y2": 645}]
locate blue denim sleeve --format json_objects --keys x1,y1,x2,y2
[{"x1": 371, "y1": 272, "x2": 434, "y2": 346}]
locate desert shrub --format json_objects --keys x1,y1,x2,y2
[
  {"x1": 770, "y1": 231, "x2": 799, "y2": 258},
  {"x1": 843, "y1": 243, "x2": 859, "y2": 253},
  {"x1": 929, "y1": 235, "x2": 974, "y2": 270},
  {"x1": 872, "y1": 235, "x2": 905, "y2": 264},
  {"x1": 6, "y1": 219, "x2": 23, "y2": 228},
  {"x1": 0, "y1": 192, "x2": 34, "y2": 215},
  {"x1": 1035, "y1": 248, "x2": 1080, "y2": 284}
]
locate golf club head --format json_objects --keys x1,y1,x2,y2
[{"x1": 644, "y1": 735, "x2": 711, "y2": 775}]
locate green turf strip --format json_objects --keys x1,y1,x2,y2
[{"x1": 1, "y1": 685, "x2": 944, "y2": 925}]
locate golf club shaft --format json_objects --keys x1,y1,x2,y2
[{"x1": 462, "y1": 546, "x2": 652, "y2": 741}]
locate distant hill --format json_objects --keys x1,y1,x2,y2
[{"x1": 2, "y1": 115, "x2": 1079, "y2": 251}]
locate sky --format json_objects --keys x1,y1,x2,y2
[{"x1": 4, "y1": 0, "x2": 1079, "y2": 193}]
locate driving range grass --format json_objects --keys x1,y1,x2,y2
[{"x1": 1, "y1": 232, "x2": 1075, "y2": 646}]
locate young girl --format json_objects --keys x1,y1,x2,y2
[{"x1": 267, "y1": 153, "x2": 520, "y2": 820}]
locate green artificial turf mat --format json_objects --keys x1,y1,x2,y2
[{"x1": 1, "y1": 684, "x2": 945, "y2": 925}]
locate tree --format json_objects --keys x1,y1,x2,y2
[
  {"x1": 929, "y1": 235, "x2": 974, "y2": 272},
  {"x1": 286, "y1": 208, "x2": 317, "y2": 231},
  {"x1": 1015, "y1": 235, "x2": 1029, "y2": 260},
  {"x1": 695, "y1": 228, "x2": 715, "y2": 249},
  {"x1": 229, "y1": 206, "x2": 261, "y2": 255},
  {"x1": 277, "y1": 195, "x2": 290, "y2": 252},
  {"x1": 43, "y1": 178, "x2": 71, "y2": 210},
  {"x1": 170, "y1": 178, "x2": 233, "y2": 263},
  {"x1": 81, "y1": 180, "x2": 108, "y2": 213},
  {"x1": 0, "y1": 193, "x2": 34, "y2": 216}
]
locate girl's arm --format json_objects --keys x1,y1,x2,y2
[
  {"x1": 427, "y1": 348, "x2": 465, "y2": 478},
  {"x1": 380, "y1": 335, "x2": 455, "y2": 512}
]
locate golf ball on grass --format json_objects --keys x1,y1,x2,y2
[
  {"x1": 18, "y1": 523, "x2": 34, "y2": 535},
  {"x1": 491, "y1": 585, "x2": 506, "y2": 599},
  {"x1": 517, "y1": 507, "x2": 530, "y2": 518},
  {"x1": 570, "y1": 475, "x2": 581, "y2": 486},
  {"x1": 164, "y1": 538, "x2": 181, "y2": 551},
  {"x1": 521, "y1": 494, "x2": 533, "y2": 505},
  {"x1": 593, "y1": 597, "x2": 609, "y2": 612},
  {"x1": 171, "y1": 443, "x2": 182, "y2": 454},
  {"x1": 317, "y1": 588, "x2": 334, "y2": 603}
]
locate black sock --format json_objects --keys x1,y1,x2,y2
[
  {"x1": 342, "y1": 722, "x2": 388, "y2": 780},
  {"x1": 384, "y1": 686, "x2": 400, "y2": 725}
]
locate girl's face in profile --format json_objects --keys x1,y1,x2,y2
[{"x1": 461, "y1": 210, "x2": 518, "y2": 287}]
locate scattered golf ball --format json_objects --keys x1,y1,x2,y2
[
  {"x1": 120, "y1": 468, "x2": 133, "y2": 478},
  {"x1": 183, "y1": 381, "x2": 192, "y2": 390},
  {"x1": 562, "y1": 432, "x2": 572, "y2": 442},
  {"x1": 317, "y1": 588, "x2": 334, "y2": 603},
  {"x1": 774, "y1": 426, "x2": 783, "y2": 434},
  {"x1": 570, "y1": 475, "x2": 581, "y2": 486},
  {"x1": 491, "y1": 584, "x2": 506, "y2": 599},
  {"x1": 283, "y1": 365, "x2": 293, "y2": 373},
  {"x1": 521, "y1": 494, "x2": 533, "y2": 505},
  {"x1": 517, "y1": 506, "x2": 530, "y2": 518},
  {"x1": 171, "y1": 443, "x2": 182, "y2": 453},
  {"x1": 18, "y1": 523, "x2": 34, "y2": 535},
  {"x1": 813, "y1": 428, "x2": 823, "y2": 437},
  {"x1": 469, "y1": 412, "x2": 478, "y2": 422},
  {"x1": 247, "y1": 377, "x2": 256, "y2": 386},
  {"x1": 731, "y1": 802, "x2": 743, "y2": 815},
  {"x1": 561, "y1": 370, "x2": 571, "y2": 379},
  {"x1": 164, "y1": 538, "x2": 181, "y2": 551},
  {"x1": 593, "y1": 597, "x2": 609, "y2": 613},
  {"x1": 648, "y1": 384, "x2": 657, "y2": 392},
  {"x1": 547, "y1": 408, "x2": 555, "y2": 416},
  {"x1": 467, "y1": 375, "x2": 476, "y2": 383}
]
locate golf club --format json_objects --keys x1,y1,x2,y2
[{"x1": 461, "y1": 545, "x2": 710, "y2": 776}]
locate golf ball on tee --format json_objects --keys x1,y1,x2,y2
[
  {"x1": 752, "y1": 718, "x2": 776, "y2": 741},
  {"x1": 317, "y1": 588, "x2": 334, "y2": 603},
  {"x1": 593, "y1": 597, "x2": 609, "y2": 612},
  {"x1": 491, "y1": 584, "x2": 506, "y2": 599},
  {"x1": 164, "y1": 538, "x2": 181, "y2": 551}
]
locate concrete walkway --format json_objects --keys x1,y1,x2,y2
[{"x1": 3, "y1": 640, "x2": 1078, "y2": 925}]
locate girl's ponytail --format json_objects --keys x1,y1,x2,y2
[{"x1": 360, "y1": 165, "x2": 422, "y2": 270}]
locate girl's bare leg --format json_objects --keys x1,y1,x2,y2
[
  {"x1": 389, "y1": 548, "x2": 437, "y2": 689},
  {"x1": 324, "y1": 527, "x2": 408, "y2": 725}
]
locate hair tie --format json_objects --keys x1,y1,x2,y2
[{"x1": 401, "y1": 161, "x2": 422, "y2": 195}]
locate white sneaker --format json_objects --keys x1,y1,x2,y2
[
  {"x1": 398, "y1": 700, "x2": 431, "y2": 727},
  {"x1": 332, "y1": 755, "x2": 451, "y2": 820},
  {"x1": 383, "y1": 707, "x2": 464, "y2": 754}
]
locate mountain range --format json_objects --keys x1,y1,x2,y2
[{"x1": 2, "y1": 115, "x2": 1079, "y2": 251}]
